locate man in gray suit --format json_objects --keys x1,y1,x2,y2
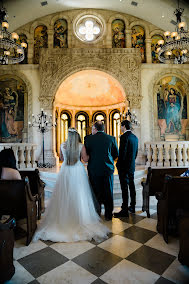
[{"x1": 84, "y1": 121, "x2": 119, "y2": 220}]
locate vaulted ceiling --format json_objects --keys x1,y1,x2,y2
[{"x1": 4, "y1": 0, "x2": 189, "y2": 32}]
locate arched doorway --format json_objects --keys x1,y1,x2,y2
[{"x1": 54, "y1": 70, "x2": 126, "y2": 157}]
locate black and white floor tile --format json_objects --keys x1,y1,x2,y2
[{"x1": 5, "y1": 207, "x2": 189, "y2": 284}]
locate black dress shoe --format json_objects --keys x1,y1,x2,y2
[
  {"x1": 128, "y1": 206, "x2": 135, "y2": 214},
  {"x1": 114, "y1": 210, "x2": 129, "y2": 218},
  {"x1": 105, "y1": 216, "x2": 112, "y2": 221}
]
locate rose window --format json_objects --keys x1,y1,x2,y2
[{"x1": 75, "y1": 15, "x2": 104, "y2": 43}]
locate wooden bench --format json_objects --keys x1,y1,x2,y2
[
  {"x1": 20, "y1": 169, "x2": 45, "y2": 220},
  {"x1": 0, "y1": 178, "x2": 38, "y2": 246},
  {"x1": 156, "y1": 175, "x2": 189, "y2": 244},
  {"x1": 142, "y1": 167, "x2": 186, "y2": 217},
  {"x1": 178, "y1": 215, "x2": 189, "y2": 267}
]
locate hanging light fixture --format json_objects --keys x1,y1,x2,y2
[
  {"x1": 157, "y1": 0, "x2": 189, "y2": 64},
  {"x1": 0, "y1": 5, "x2": 27, "y2": 64},
  {"x1": 120, "y1": 101, "x2": 140, "y2": 126}
]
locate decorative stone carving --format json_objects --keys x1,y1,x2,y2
[
  {"x1": 39, "y1": 48, "x2": 142, "y2": 109},
  {"x1": 38, "y1": 96, "x2": 54, "y2": 110}
]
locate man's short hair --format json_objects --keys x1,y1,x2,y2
[
  {"x1": 94, "y1": 121, "x2": 105, "y2": 132},
  {"x1": 121, "y1": 120, "x2": 132, "y2": 130}
]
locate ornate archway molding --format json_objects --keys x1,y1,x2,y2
[
  {"x1": 149, "y1": 68, "x2": 189, "y2": 141},
  {"x1": 39, "y1": 48, "x2": 142, "y2": 109}
]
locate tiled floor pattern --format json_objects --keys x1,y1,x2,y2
[{"x1": 5, "y1": 207, "x2": 189, "y2": 284}]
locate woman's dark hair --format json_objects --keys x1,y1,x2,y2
[
  {"x1": 94, "y1": 121, "x2": 105, "y2": 132},
  {"x1": 0, "y1": 149, "x2": 17, "y2": 170},
  {"x1": 121, "y1": 119, "x2": 133, "y2": 130}
]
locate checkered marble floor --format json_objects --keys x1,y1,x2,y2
[{"x1": 5, "y1": 207, "x2": 189, "y2": 284}]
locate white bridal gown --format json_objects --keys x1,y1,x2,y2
[{"x1": 33, "y1": 143, "x2": 109, "y2": 242}]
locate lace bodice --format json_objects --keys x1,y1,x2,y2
[{"x1": 61, "y1": 142, "x2": 83, "y2": 163}]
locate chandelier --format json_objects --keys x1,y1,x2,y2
[
  {"x1": 120, "y1": 102, "x2": 140, "y2": 126},
  {"x1": 157, "y1": 0, "x2": 189, "y2": 64},
  {"x1": 0, "y1": 6, "x2": 27, "y2": 64}
]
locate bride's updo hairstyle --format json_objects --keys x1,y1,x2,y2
[{"x1": 66, "y1": 128, "x2": 81, "y2": 165}]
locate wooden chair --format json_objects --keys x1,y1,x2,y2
[
  {"x1": 156, "y1": 175, "x2": 189, "y2": 243},
  {"x1": 20, "y1": 169, "x2": 45, "y2": 220},
  {"x1": 142, "y1": 167, "x2": 186, "y2": 217},
  {"x1": 0, "y1": 178, "x2": 38, "y2": 246}
]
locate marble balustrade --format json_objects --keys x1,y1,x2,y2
[
  {"x1": 145, "y1": 141, "x2": 189, "y2": 168},
  {"x1": 0, "y1": 143, "x2": 37, "y2": 169}
]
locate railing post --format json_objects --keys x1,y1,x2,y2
[
  {"x1": 183, "y1": 143, "x2": 189, "y2": 167},
  {"x1": 151, "y1": 143, "x2": 157, "y2": 167},
  {"x1": 145, "y1": 143, "x2": 151, "y2": 167},
  {"x1": 177, "y1": 144, "x2": 183, "y2": 167},
  {"x1": 164, "y1": 144, "x2": 170, "y2": 167},
  {"x1": 157, "y1": 144, "x2": 163, "y2": 167},
  {"x1": 170, "y1": 144, "x2": 177, "y2": 167}
]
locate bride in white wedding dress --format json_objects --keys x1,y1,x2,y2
[{"x1": 33, "y1": 128, "x2": 109, "y2": 242}]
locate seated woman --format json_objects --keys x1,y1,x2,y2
[{"x1": 0, "y1": 149, "x2": 21, "y2": 180}]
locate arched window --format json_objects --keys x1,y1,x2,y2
[
  {"x1": 112, "y1": 19, "x2": 126, "y2": 48},
  {"x1": 17, "y1": 34, "x2": 28, "y2": 64},
  {"x1": 111, "y1": 111, "x2": 121, "y2": 147},
  {"x1": 93, "y1": 111, "x2": 106, "y2": 131},
  {"x1": 60, "y1": 112, "x2": 71, "y2": 144},
  {"x1": 151, "y1": 34, "x2": 164, "y2": 63},
  {"x1": 54, "y1": 19, "x2": 68, "y2": 48},
  {"x1": 33, "y1": 25, "x2": 48, "y2": 64},
  {"x1": 76, "y1": 112, "x2": 89, "y2": 143},
  {"x1": 131, "y1": 25, "x2": 146, "y2": 62}
]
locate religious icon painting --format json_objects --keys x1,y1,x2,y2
[
  {"x1": 54, "y1": 19, "x2": 68, "y2": 48},
  {"x1": 33, "y1": 25, "x2": 48, "y2": 64},
  {"x1": 112, "y1": 19, "x2": 126, "y2": 48},
  {"x1": 131, "y1": 25, "x2": 146, "y2": 62}
]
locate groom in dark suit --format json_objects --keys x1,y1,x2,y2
[
  {"x1": 84, "y1": 121, "x2": 119, "y2": 220},
  {"x1": 114, "y1": 120, "x2": 138, "y2": 218}
]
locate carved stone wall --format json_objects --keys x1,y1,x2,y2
[{"x1": 39, "y1": 48, "x2": 142, "y2": 109}]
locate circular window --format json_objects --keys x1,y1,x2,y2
[{"x1": 74, "y1": 15, "x2": 104, "y2": 43}]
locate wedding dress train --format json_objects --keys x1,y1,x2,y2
[{"x1": 33, "y1": 143, "x2": 109, "y2": 242}]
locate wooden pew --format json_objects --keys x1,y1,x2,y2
[
  {"x1": 142, "y1": 167, "x2": 186, "y2": 217},
  {"x1": 20, "y1": 169, "x2": 45, "y2": 220},
  {"x1": 178, "y1": 216, "x2": 189, "y2": 267},
  {"x1": 0, "y1": 178, "x2": 38, "y2": 246},
  {"x1": 156, "y1": 175, "x2": 189, "y2": 244}
]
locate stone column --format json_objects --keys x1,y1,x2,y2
[
  {"x1": 106, "y1": 109, "x2": 109, "y2": 134},
  {"x1": 27, "y1": 39, "x2": 34, "y2": 64},
  {"x1": 71, "y1": 110, "x2": 75, "y2": 127},
  {"x1": 145, "y1": 38, "x2": 152, "y2": 63},
  {"x1": 57, "y1": 108, "x2": 61, "y2": 156},
  {"x1": 48, "y1": 29, "x2": 54, "y2": 49},
  {"x1": 126, "y1": 29, "x2": 132, "y2": 48},
  {"x1": 106, "y1": 22, "x2": 112, "y2": 48}
]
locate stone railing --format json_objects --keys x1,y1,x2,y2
[
  {"x1": 0, "y1": 143, "x2": 37, "y2": 169},
  {"x1": 144, "y1": 141, "x2": 189, "y2": 168}
]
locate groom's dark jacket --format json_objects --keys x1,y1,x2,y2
[
  {"x1": 84, "y1": 132, "x2": 119, "y2": 176},
  {"x1": 116, "y1": 131, "x2": 138, "y2": 174}
]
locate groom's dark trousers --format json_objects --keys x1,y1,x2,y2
[{"x1": 84, "y1": 132, "x2": 119, "y2": 218}]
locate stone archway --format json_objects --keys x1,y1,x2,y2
[
  {"x1": 39, "y1": 48, "x2": 142, "y2": 109},
  {"x1": 38, "y1": 47, "x2": 142, "y2": 165}
]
